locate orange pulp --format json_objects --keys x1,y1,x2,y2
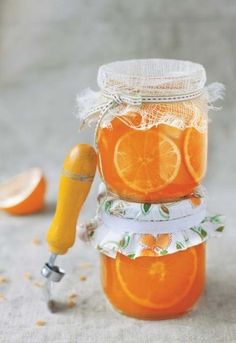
[
  {"x1": 97, "y1": 110, "x2": 207, "y2": 202},
  {"x1": 101, "y1": 243, "x2": 205, "y2": 320},
  {"x1": 0, "y1": 168, "x2": 46, "y2": 215}
]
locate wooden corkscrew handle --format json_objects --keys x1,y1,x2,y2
[{"x1": 46, "y1": 144, "x2": 97, "y2": 255}]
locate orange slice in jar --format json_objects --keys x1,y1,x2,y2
[
  {"x1": 160, "y1": 124, "x2": 183, "y2": 140},
  {"x1": 184, "y1": 128, "x2": 207, "y2": 183},
  {"x1": 114, "y1": 130, "x2": 181, "y2": 193},
  {"x1": 116, "y1": 248, "x2": 198, "y2": 309}
]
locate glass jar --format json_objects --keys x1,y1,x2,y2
[
  {"x1": 76, "y1": 59, "x2": 224, "y2": 320},
  {"x1": 95, "y1": 59, "x2": 208, "y2": 203},
  {"x1": 97, "y1": 116, "x2": 207, "y2": 203},
  {"x1": 79, "y1": 184, "x2": 224, "y2": 321},
  {"x1": 100, "y1": 243, "x2": 206, "y2": 320}
]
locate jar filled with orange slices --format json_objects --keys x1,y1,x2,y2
[
  {"x1": 76, "y1": 59, "x2": 224, "y2": 203},
  {"x1": 76, "y1": 59, "x2": 224, "y2": 320},
  {"x1": 79, "y1": 184, "x2": 224, "y2": 320}
]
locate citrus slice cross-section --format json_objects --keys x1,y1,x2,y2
[
  {"x1": 114, "y1": 131, "x2": 181, "y2": 193},
  {"x1": 0, "y1": 167, "x2": 46, "y2": 215},
  {"x1": 116, "y1": 248, "x2": 198, "y2": 310},
  {"x1": 184, "y1": 128, "x2": 207, "y2": 183}
]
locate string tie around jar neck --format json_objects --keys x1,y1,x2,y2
[
  {"x1": 80, "y1": 87, "x2": 205, "y2": 129},
  {"x1": 99, "y1": 206, "x2": 207, "y2": 235},
  {"x1": 103, "y1": 89, "x2": 142, "y2": 106},
  {"x1": 76, "y1": 60, "x2": 225, "y2": 129},
  {"x1": 102, "y1": 88, "x2": 204, "y2": 105}
]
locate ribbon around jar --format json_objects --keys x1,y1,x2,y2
[
  {"x1": 100, "y1": 206, "x2": 207, "y2": 235},
  {"x1": 78, "y1": 87, "x2": 205, "y2": 129},
  {"x1": 79, "y1": 211, "x2": 225, "y2": 259},
  {"x1": 77, "y1": 86, "x2": 225, "y2": 131}
]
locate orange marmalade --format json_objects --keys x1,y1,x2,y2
[
  {"x1": 97, "y1": 106, "x2": 207, "y2": 203},
  {"x1": 100, "y1": 243, "x2": 205, "y2": 320}
]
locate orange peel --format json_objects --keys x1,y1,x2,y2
[
  {"x1": 184, "y1": 128, "x2": 207, "y2": 183},
  {"x1": 0, "y1": 167, "x2": 46, "y2": 215}
]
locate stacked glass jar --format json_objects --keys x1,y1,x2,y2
[{"x1": 78, "y1": 59, "x2": 224, "y2": 320}]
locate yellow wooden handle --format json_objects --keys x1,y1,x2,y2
[{"x1": 47, "y1": 144, "x2": 97, "y2": 255}]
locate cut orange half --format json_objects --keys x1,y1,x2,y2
[
  {"x1": 184, "y1": 128, "x2": 207, "y2": 183},
  {"x1": 116, "y1": 248, "x2": 197, "y2": 309},
  {"x1": 0, "y1": 167, "x2": 46, "y2": 215},
  {"x1": 114, "y1": 131, "x2": 181, "y2": 193}
]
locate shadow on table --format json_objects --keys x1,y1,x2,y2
[
  {"x1": 47, "y1": 299, "x2": 77, "y2": 313},
  {"x1": 43, "y1": 200, "x2": 57, "y2": 215}
]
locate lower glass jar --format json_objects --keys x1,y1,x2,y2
[{"x1": 100, "y1": 242, "x2": 205, "y2": 320}]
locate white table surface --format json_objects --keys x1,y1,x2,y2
[{"x1": 0, "y1": 0, "x2": 235, "y2": 341}]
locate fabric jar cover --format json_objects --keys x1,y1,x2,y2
[
  {"x1": 76, "y1": 59, "x2": 224, "y2": 133},
  {"x1": 79, "y1": 184, "x2": 225, "y2": 259}
]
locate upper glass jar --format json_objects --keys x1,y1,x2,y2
[
  {"x1": 77, "y1": 59, "x2": 223, "y2": 203},
  {"x1": 97, "y1": 59, "x2": 207, "y2": 202}
]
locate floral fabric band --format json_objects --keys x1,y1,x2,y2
[
  {"x1": 79, "y1": 214, "x2": 224, "y2": 259},
  {"x1": 97, "y1": 183, "x2": 207, "y2": 222},
  {"x1": 79, "y1": 184, "x2": 225, "y2": 259}
]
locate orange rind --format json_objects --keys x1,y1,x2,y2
[
  {"x1": 0, "y1": 167, "x2": 46, "y2": 215},
  {"x1": 184, "y1": 128, "x2": 207, "y2": 183}
]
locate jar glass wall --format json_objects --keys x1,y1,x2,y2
[
  {"x1": 97, "y1": 108, "x2": 207, "y2": 203},
  {"x1": 100, "y1": 243, "x2": 205, "y2": 320}
]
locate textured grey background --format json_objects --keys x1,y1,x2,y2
[{"x1": 0, "y1": 1, "x2": 235, "y2": 342}]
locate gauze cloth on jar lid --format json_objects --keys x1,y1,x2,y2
[
  {"x1": 76, "y1": 59, "x2": 224, "y2": 132},
  {"x1": 97, "y1": 59, "x2": 206, "y2": 97}
]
